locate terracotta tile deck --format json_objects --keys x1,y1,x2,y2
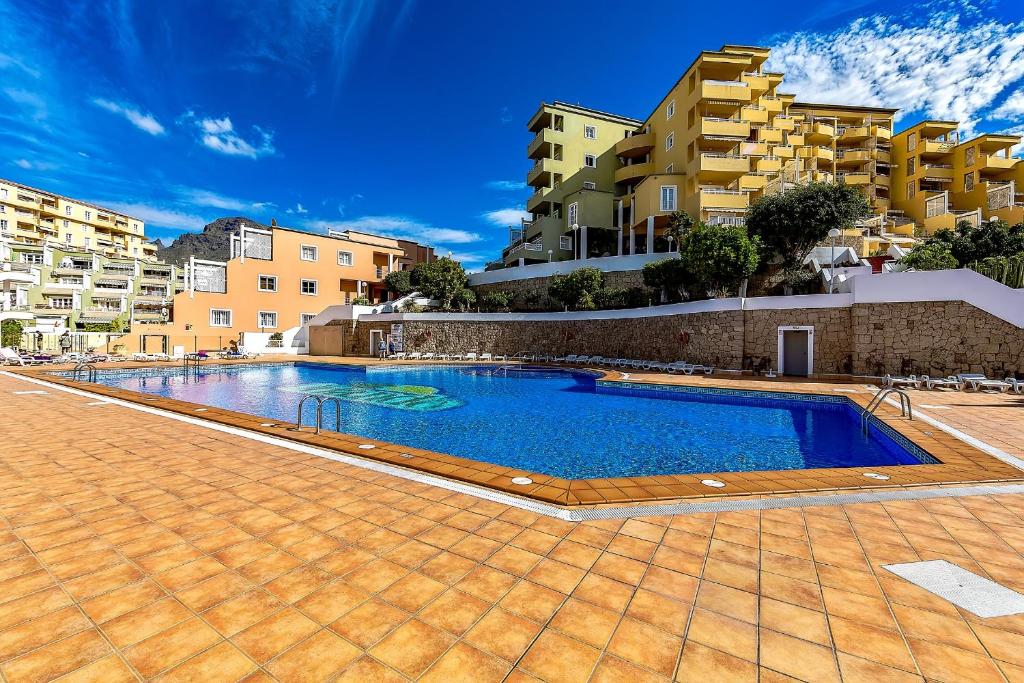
[
  {"x1": 13, "y1": 357, "x2": 1024, "y2": 506},
  {"x1": 3, "y1": 370, "x2": 1024, "y2": 681}
]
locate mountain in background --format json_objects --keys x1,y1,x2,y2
[{"x1": 155, "y1": 216, "x2": 272, "y2": 265}]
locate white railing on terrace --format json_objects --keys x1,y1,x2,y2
[
  {"x1": 706, "y1": 216, "x2": 746, "y2": 226},
  {"x1": 701, "y1": 152, "x2": 747, "y2": 159},
  {"x1": 701, "y1": 188, "x2": 746, "y2": 195},
  {"x1": 705, "y1": 79, "x2": 748, "y2": 87},
  {"x1": 523, "y1": 242, "x2": 543, "y2": 252},
  {"x1": 922, "y1": 163, "x2": 953, "y2": 169}
]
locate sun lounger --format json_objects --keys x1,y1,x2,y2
[
  {"x1": 465, "y1": 353, "x2": 478, "y2": 361},
  {"x1": 422, "y1": 353, "x2": 436, "y2": 361},
  {"x1": 666, "y1": 362, "x2": 693, "y2": 374},
  {"x1": 571, "y1": 355, "x2": 590, "y2": 365},
  {"x1": 407, "y1": 352, "x2": 423, "y2": 360},
  {"x1": 958, "y1": 373, "x2": 1011, "y2": 392},
  {"x1": 479, "y1": 353, "x2": 492, "y2": 361},
  {"x1": 562, "y1": 354, "x2": 578, "y2": 363},
  {"x1": 1, "y1": 347, "x2": 44, "y2": 365},
  {"x1": 921, "y1": 375, "x2": 962, "y2": 390},
  {"x1": 1006, "y1": 378, "x2": 1024, "y2": 394},
  {"x1": 449, "y1": 352, "x2": 465, "y2": 361},
  {"x1": 387, "y1": 351, "x2": 406, "y2": 360},
  {"x1": 883, "y1": 374, "x2": 921, "y2": 389}
]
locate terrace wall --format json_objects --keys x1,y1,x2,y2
[{"x1": 473, "y1": 270, "x2": 646, "y2": 311}]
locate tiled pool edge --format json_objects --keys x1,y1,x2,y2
[
  {"x1": 7, "y1": 369, "x2": 1024, "y2": 522},
  {"x1": 9, "y1": 362, "x2": 1024, "y2": 507}
]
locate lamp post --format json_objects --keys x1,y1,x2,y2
[
  {"x1": 547, "y1": 249, "x2": 553, "y2": 262},
  {"x1": 667, "y1": 235, "x2": 674, "y2": 254},
  {"x1": 827, "y1": 228, "x2": 841, "y2": 294},
  {"x1": 571, "y1": 223, "x2": 579, "y2": 260}
]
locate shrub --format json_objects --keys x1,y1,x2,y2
[
  {"x1": 383, "y1": 270, "x2": 413, "y2": 296},
  {"x1": 900, "y1": 242, "x2": 958, "y2": 271},
  {"x1": 415, "y1": 257, "x2": 468, "y2": 309},
  {"x1": 680, "y1": 223, "x2": 761, "y2": 296},
  {"x1": 1, "y1": 319, "x2": 23, "y2": 348},
  {"x1": 452, "y1": 287, "x2": 476, "y2": 311},
  {"x1": 480, "y1": 290, "x2": 514, "y2": 312},
  {"x1": 642, "y1": 258, "x2": 692, "y2": 302},
  {"x1": 351, "y1": 296, "x2": 371, "y2": 305},
  {"x1": 593, "y1": 287, "x2": 626, "y2": 309},
  {"x1": 548, "y1": 267, "x2": 604, "y2": 310}
]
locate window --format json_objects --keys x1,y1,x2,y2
[
  {"x1": 210, "y1": 309, "x2": 232, "y2": 327},
  {"x1": 65, "y1": 206, "x2": 72, "y2": 216},
  {"x1": 584, "y1": 154, "x2": 597, "y2": 168},
  {"x1": 132, "y1": 223, "x2": 139, "y2": 231},
  {"x1": 567, "y1": 202, "x2": 579, "y2": 227},
  {"x1": 66, "y1": 233, "x2": 72, "y2": 243},
  {"x1": 964, "y1": 172, "x2": 974, "y2": 192},
  {"x1": 84, "y1": 238, "x2": 90, "y2": 247},
  {"x1": 665, "y1": 133, "x2": 674, "y2": 151},
  {"x1": 300, "y1": 245, "x2": 318, "y2": 261},
  {"x1": 22, "y1": 252, "x2": 43, "y2": 264},
  {"x1": 337, "y1": 250, "x2": 354, "y2": 266},
  {"x1": 84, "y1": 211, "x2": 91, "y2": 220},
  {"x1": 300, "y1": 313, "x2": 316, "y2": 326},
  {"x1": 660, "y1": 186, "x2": 678, "y2": 212},
  {"x1": 133, "y1": 248, "x2": 138, "y2": 255},
  {"x1": 0, "y1": 188, "x2": 6, "y2": 198},
  {"x1": 666, "y1": 163, "x2": 674, "y2": 173},
  {"x1": 62, "y1": 219, "x2": 68, "y2": 227},
  {"x1": 583, "y1": 181, "x2": 596, "y2": 190},
  {"x1": 666, "y1": 100, "x2": 676, "y2": 120},
  {"x1": 300, "y1": 279, "x2": 318, "y2": 295},
  {"x1": 559, "y1": 235, "x2": 572, "y2": 251},
  {"x1": 0, "y1": 219, "x2": 6, "y2": 230},
  {"x1": 906, "y1": 181, "x2": 915, "y2": 199},
  {"x1": 906, "y1": 157, "x2": 915, "y2": 175},
  {"x1": 257, "y1": 275, "x2": 277, "y2": 292},
  {"x1": 257, "y1": 311, "x2": 278, "y2": 329},
  {"x1": 907, "y1": 132, "x2": 917, "y2": 151},
  {"x1": 965, "y1": 146, "x2": 977, "y2": 166},
  {"x1": 0, "y1": 205, "x2": 4, "y2": 213},
  {"x1": 584, "y1": 125, "x2": 597, "y2": 139}
]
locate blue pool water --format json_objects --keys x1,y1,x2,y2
[{"x1": 84, "y1": 363, "x2": 935, "y2": 478}]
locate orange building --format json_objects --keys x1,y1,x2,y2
[{"x1": 112, "y1": 224, "x2": 432, "y2": 355}]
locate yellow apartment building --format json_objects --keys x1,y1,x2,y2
[
  {"x1": 496, "y1": 45, "x2": 904, "y2": 267},
  {"x1": 892, "y1": 122, "x2": 1024, "y2": 234},
  {"x1": 504, "y1": 102, "x2": 641, "y2": 266},
  {"x1": 111, "y1": 224, "x2": 433, "y2": 354},
  {"x1": 0, "y1": 178, "x2": 156, "y2": 260}
]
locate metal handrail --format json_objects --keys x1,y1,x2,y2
[
  {"x1": 183, "y1": 353, "x2": 203, "y2": 375},
  {"x1": 861, "y1": 387, "x2": 912, "y2": 433},
  {"x1": 292, "y1": 395, "x2": 342, "y2": 434},
  {"x1": 72, "y1": 362, "x2": 97, "y2": 382}
]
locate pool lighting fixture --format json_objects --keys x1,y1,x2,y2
[
  {"x1": 864, "y1": 472, "x2": 890, "y2": 480},
  {"x1": 399, "y1": 453, "x2": 414, "y2": 459},
  {"x1": 358, "y1": 444, "x2": 376, "y2": 450},
  {"x1": 511, "y1": 477, "x2": 533, "y2": 485},
  {"x1": 701, "y1": 479, "x2": 726, "y2": 488},
  {"x1": 195, "y1": 408, "x2": 207, "y2": 412}
]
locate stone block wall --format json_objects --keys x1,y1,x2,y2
[
  {"x1": 851, "y1": 301, "x2": 1024, "y2": 377},
  {"x1": 744, "y1": 308, "x2": 853, "y2": 374}
]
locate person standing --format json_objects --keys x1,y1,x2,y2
[
  {"x1": 377, "y1": 338, "x2": 387, "y2": 360},
  {"x1": 387, "y1": 339, "x2": 396, "y2": 358},
  {"x1": 59, "y1": 330, "x2": 72, "y2": 356}
]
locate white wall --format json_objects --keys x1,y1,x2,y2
[{"x1": 468, "y1": 252, "x2": 671, "y2": 287}]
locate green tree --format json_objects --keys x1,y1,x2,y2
[
  {"x1": 383, "y1": 270, "x2": 413, "y2": 296},
  {"x1": 479, "y1": 290, "x2": 513, "y2": 312},
  {"x1": 899, "y1": 242, "x2": 958, "y2": 271},
  {"x1": 415, "y1": 257, "x2": 468, "y2": 309},
  {"x1": 928, "y1": 219, "x2": 1024, "y2": 265},
  {"x1": 665, "y1": 209, "x2": 694, "y2": 246},
  {"x1": 745, "y1": 182, "x2": 870, "y2": 268},
  {"x1": 452, "y1": 287, "x2": 476, "y2": 311},
  {"x1": 548, "y1": 267, "x2": 603, "y2": 311},
  {"x1": 351, "y1": 296, "x2": 371, "y2": 305},
  {"x1": 1, "y1": 319, "x2": 24, "y2": 348},
  {"x1": 680, "y1": 223, "x2": 762, "y2": 296},
  {"x1": 642, "y1": 258, "x2": 693, "y2": 302}
]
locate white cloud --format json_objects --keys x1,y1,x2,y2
[
  {"x1": 3, "y1": 87, "x2": 48, "y2": 122},
  {"x1": 14, "y1": 159, "x2": 31, "y2": 169},
  {"x1": 482, "y1": 208, "x2": 530, "y2": 227},
  {"x1": 91, "y1": 98, "x2": 166, "y2": 136},
  {"x1": 485, "y1": 180, "x2": 527, "y2": 191},
  {"x1": 305, "y1": 215, "x2": 481, "y2": 245},
  {"x1": 86, "y1": 200, "x2": 208, "y2": 231},
  {"x1": 765, "y1": 1, "x2": 1024, "y2": 134},
  {"x1": 182, "y1": 112, "x2": 276, "y2": 159},
  {"x1": 993, "y1": 90, "x2": 1024, "y2": 122},
  {"x1": 286, "y1": 202, "x2": 309, "y2": 215},
  {"x1": 12, "y1": 158, "x2": 55, "y2": 171},
  {"x1": 172, "y1": 186, "x2": 270, "y2": 212}
]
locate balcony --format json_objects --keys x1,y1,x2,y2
[
  {"x1": 739, "y1": 174, "x2": 767, "y2": 191},
  {"x1": 527, "y1": 158, "x2": 557, "y2": 188},
  {"x1": 772, "y1": 115, "x2": 796, "y2": 131},
  {"x1": 757, "y1": 127, "x2": 783, "y2": 144},
  {"x1": 872, "y1": 125, "x2": 892, "y2": 140},
  {"x1": 526, "y1": 189, "x2": 551, "y2": 214},
  {"x1": 836, "y1": 149, "x2": 874, "y2": 164},
  {"x1": 700, "y1": 118, "x2": 750, "y2": 138},
  {"x1": 876, "y1": 149, "x2": 892, "y2": 164},
  {"x1": 739, "y1": 105, "x2": 768, "y2": 124},
  {"x1": 741, "y1": 72, "x2": 769, "y2": 92},
  {"x1": 774, "y1": 145, "x2": 795, "y2": 159},
  {"x1": 527, "y1": 127, "x2": 563, "y2": 160},
  {"x1": 699, "y1": 154, "x2": 750, "y2": 179},
  {"x1": 739, "y1": 142, "x2": 769, "y2": 157},
  {"x1": 756, "y1": 157, "x2": 782, "y2": 173},
  {"x1": 804, "y1": 122, "x2": 835, "y2": 142},
  {"x1": 761, "y1": 96, "x2": 783, "y2": 113},
  {"x1": 614, "y1": 162, "x2": 654, "y2": 184},
  {"x1": 799, "y1": 146, "x2": 834, "y2": 162},
  {"x1": 875, "y1": 174, "x2": 891, "y2": 187},
  {"x1": 837, "y1": 172, "x2": 872, "y2": 186},
  {"x1": 701, "y1": 80, "x2": 751, "y2": 102},
  {"x1": 921, "y1": 139, "x2": 956, "y2": 155},
  {"x1": 614, "y1": 131, "x2": 655, "y2": 158},
  {"x1": 839, "y1": 126, "x2": 870, "y2": 142},
  {"x1": 699, "y1": 189, "x2": 749, "y2": 211},
  {"x1": 921, "y1": 165, "x2": 954, "y2": 182},
  {"x1": 787, "y1": 133, "x2": 805, "y2": 146},
  {"x1": 980, "y1": 154, "x2": 1018, "y2": 171}
]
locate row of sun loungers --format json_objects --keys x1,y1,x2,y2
[
  {"x1": 884, "y1": 373, "x2": 1024, "y2": 393},
  {"x1": 511, "y1": 353, "x2": 715, "y2": 375},
  {"x1": 388, "y1": 352, "x2": 507, "y2": 362}
]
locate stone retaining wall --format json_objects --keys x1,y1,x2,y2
[
  {"x1": 472, "y1": 270, "x2": 646, "y2": 311},
  {"x1": 323, "y1": 299, "x2": 1024, "y2": 377}
]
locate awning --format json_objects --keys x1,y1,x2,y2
[{"x1": 77, "y1": 314, "x2": 118, "y2": 324}]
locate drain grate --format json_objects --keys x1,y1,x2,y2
[{"x1": 882, "y1": 560, "x2": 1024, "y2": 618}]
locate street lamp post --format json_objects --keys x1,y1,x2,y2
[
  {"x1": 571, "y1": 223, "x2": 579, "y2": 260},
  {"x1": 547, "y1": 249, "x2": 553, "y2": 262},
  {"x1": 667, "y1": 235, "x2": 674, "y2": 254},
  {"x1": 827, "y1": 228, "x2": 841, "y2": 294}
]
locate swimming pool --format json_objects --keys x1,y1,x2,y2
[{"x1": 79, "y1": 362, "x2": 936, "y2": 479}]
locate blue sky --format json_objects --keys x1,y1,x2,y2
[{"x1": 2, "y1": 0, "x2": 1023, "y2": 270}]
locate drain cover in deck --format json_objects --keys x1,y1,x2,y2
[{"x1": 882, "y1": 560, "x2": 1024, "y2": 618}]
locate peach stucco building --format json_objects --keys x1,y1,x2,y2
[{"x1": 112, "y1": 224, "x2": 433, "y2": 354}]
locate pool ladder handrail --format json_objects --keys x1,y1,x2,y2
[
  {"x1": 292, "y1": 394, "x2": 342, "y2": 435},
  {"x1": 72, "y1": 361, "x2": 97, "y2": 382},
  {"x1": 183, "y1": 353, "x2": 203, "y2": 375},
  {"x1": 861, "y1": 387, "x2": 912, "y2": 434}
]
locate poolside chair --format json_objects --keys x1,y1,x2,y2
[
  {"x1": 563, "y1": 354, "x2": 578, "y2": 363},
  {"x1": 493, "y1": 353, "x2": 507, "y2": 362},
  {"x1": 666, "y1": 362, "x2": 693, "y2": 374},
  {"x1": 921, "y1": 375, "x2": 963, "y2": 390},
  {"x1": 883, "y1": 374, "x2": 921, "y2": 389},
  {"x1": 388, "y1": 351, "x2": 406, "y2": 360},
  {"x1": 465, "y1": 352, "x2": 478, "y2": 362},
  {"x1": 958, "y1": 373, "x2": 1011, "y2": 392},
  {"x1": 0, "y1": 347, "x2": 42, "y2": 365},
  {"x1": 588, "y1": 356, "x2": 605, "y2": 366},
  {"x1": 572, "y1": 355, "x2": 590, "y2": 365},
  {"x1": 479, "y1": 353, "x2": 492, "y2": 361},
  {"x1": 1006, "y1": 378, "x2": 1024, "y2": 395},
  {"x1": 422, "y1": 353, "x2": 436, "y2": 361},
  {"x1": 407, "y1": 352, "x2": 423, "y2": 360}
]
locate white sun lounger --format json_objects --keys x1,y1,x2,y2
[
  {"x1": 884, "y1": 374, "x2": 921, "y2": 389},
  {"x1": 958, "y1": 373, "x2": 1011, "y2": 392},
  {"x1": 422, "y1": 353, "x2": 436, "y2": 361},
  {"x1": 1006, "y1": 378, "x2": 1024, "y2": 394},
  {"x1": 465, "y1": 353, "x2": 478, "y2": 361},
  {"x1": 1, "y1": 347, "x2": 45, "y2": 365},
  {"x1": 387, "y1": 351, "x2": 406, "y2": 360},
  {"x1": 562, "y1": 354, "x2": 579, "y2": 363},
  {"x1": 921, "y1": 375, "x2": 962, "y2": 390},
  {"x1": 407, "y1": 352, "x2": 423, "y2": 360},
  {"x1": 479, "y1": 353, "x2": 492, "y2": 361}
]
